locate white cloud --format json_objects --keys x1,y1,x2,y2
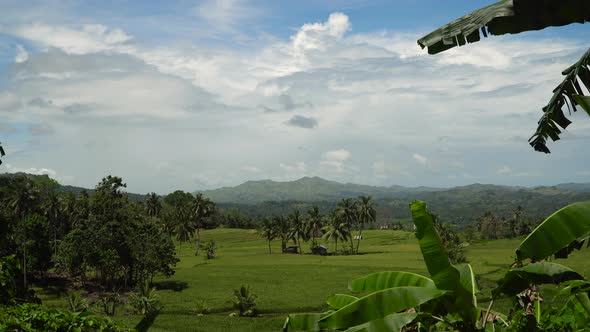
[
  {"x1": 413, "y1": 153, "x2": 428, "y2": 165},
  {"x1": 320, "y1": 149, "x2": 351, "y2": 172},
  {"x1": 280, "y1": 162, "x2": 306, "y2": 173},
  {"x1": 496, "y1": 165, "x2": 512, "y2": 175},
  {"x1": 10, "y1": 23, "x2": 133, "y2": 54},
  {"x1": 15, "y1": 44, "x2": 29, "y2": 63},
  {"x1": 194, "y1": 0, "x2": 263, "y2": 34}
]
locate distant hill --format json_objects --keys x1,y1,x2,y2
[
  {"x1": 199, "y1": 176, "x2": 443, "y2": 204},
  {"x1": 0, "y1": 172, "x2": 147, "y2": 202},
  {"x1": 199, "y1": 177, "x2": 590, "y2": 226}
]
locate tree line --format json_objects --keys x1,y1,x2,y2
[{"x1": 258, "y1": 196, "x2": 377, "y2": 255}]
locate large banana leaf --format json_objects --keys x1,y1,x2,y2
[
  {"x1": 283, "y1": 311, "x2": 333, "y2": 332},
  {"x1": 516, "y1": 201, "x2": 590, "y2": 262},
  {"x1": 417, "y1": 1, "x2": 590, "y2": 154},
  {"x1": 349, "y1": 271, "x2": 435, "y2": 292},
  {"x1": 457, "y1": 264, "x2": 478, "y2": 307},
  {"x1": 327, "y1": 294, "x2": 358, "y2": 310},
  {"x1": 418, "y1": 0, "x2": 590, "y2": 55},
  {"x1": 345, "y1": 313, "x2": 417, "y2": 332},
  {"x1": 493, "y1": 262, "x2": 585, "y2": 298},
  {"x1": 410, "y1": 201, "x2": 459, "y2": 291},
  {"x1": 411, "y1": 201, "x2": 480, "y2": 324},
  {"x1": 318, "y1": 286, "x2": 446, "y2": 330}
]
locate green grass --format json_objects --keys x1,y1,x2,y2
[{"x1": 36, "y1": 229, "x2": 590, "y2": 331}]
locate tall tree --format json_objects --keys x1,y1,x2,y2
[
  {"x1": 259, "y1": 218, "x2": 276, "y2": 254},
  {"x1": 306, "y1": 206, "x2": 323, "y2": 247},
  {"x1": 417, "y1": 0, "x2": 590, "y2": 153},
  {"x1": 321, "y1": 212, "x2": 350, "y2": 254},
  {"x1": 5, "y1": 177, "x2": 39, "y2": 288},
  {"x1": 145, "y1": 193, "x2": 162, "y2": 219},
  {"x1": 287, "y1": 210, "x2": 306, "y2": 255},
  {"x1": 336, "y1": 198, "x2": 357, "y2": 253},
  {"x1": 273, "y1": 216, "x2": 291, "y2": 252},
  {"x1": 355, "y1": 196, "x2": 376, "y2": 254},
  {"x1": 191, "y1": 193, "x2": 215, "y2": 256},
  {"x1": 43, "y1": 192, "x2": 62, "y2": 257}
]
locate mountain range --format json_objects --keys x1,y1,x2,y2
[{"x1": 199, "y1": 176, "x2": 590, "y2": 204}]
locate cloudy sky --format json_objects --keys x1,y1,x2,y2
[{"x1": 1, "y1": 0, "x2": 589, "y2": 193}]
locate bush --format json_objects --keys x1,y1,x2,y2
[
  {"x1": 0, "y1": 303, "x2": 130, "y2": 331},
  {"x1": 193, "y1": 299, "x2": 211, "y2": 315},
  {"x1": 128, "y1": 283, "x2": 161, "y2": 315},
  {"x1": 65, "y1": 291, "x2": 88, "y2": 312},
  {"x1": 200, "y1": 240, "x2": 217, "y2": 260},
  {"x1": 231, "y1": 285, "x2": 257, "y2": 317},
  {"x1": 96, "y1": 292, "x2": 121, "y2": 316}
]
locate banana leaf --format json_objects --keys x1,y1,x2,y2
[
  {"x1": 457, "y1": 264, "x2": 478, "y2": 307},
  {"x1": 345, "y1": 313, "x2": 417, "y2": 332},
  {"x1": 283, "y1": 311, "x2": 333, "y2": 332},
  {"x1": 327, "y1": 294, "x2": 358, "y2": 310},
  {"x1": 516, "y1": 201, "x2": 590, "y2": 262},
  {"x1": 318, "y1": 286, "x2": 446, "y2": 330},
  {"x1": 418, "y1": 0, "x2": 590, "y2": 55},
  {"x1": 493, "y1": 262, "x2": 585, "y2": 298},
  {"x1": 349, "y1": 271, "x2": 435, "y2": 293},
  {"x1": 410, "y1": 201, "x2": 459, "y2": 291},
  {"x1": 417, "y1": 0, "x2": 590, "y2": 154},
  {"x1": 411, "y1": 201, "x2": 480, "y2": 324}
]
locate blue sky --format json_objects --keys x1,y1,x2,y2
[{"x1": 0, "y1": 0, "x2": 589, "y2": 193}]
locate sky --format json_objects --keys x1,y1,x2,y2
[{"x1": 1, "y1": 0, "x2": 590, "y2": 194}]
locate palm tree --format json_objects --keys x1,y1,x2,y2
[
  {"x1": 287, "y1": 210, "x2": 307, "y2": 254},
  {"x1": 418, "y1": 0, "x2": 590, "y2": 153},
  {"x1": 321, "y1": 212, "x2": 350, "y2": 254},
  {"x1": 5, "y1": 177, "x2": 39, "y2": 288},
  {"x1": 145, "y1": 192, "x2": 162, "y2": 219},
  {"x1": 355, "y1": 196, "x2": 376, "y2": 254},
  {"x1": 192, "y1": 193, "x2": 215, "y2": 255},
  {"x1": 258, "y1": 218, "x2": 276, "y2": 254},
  {"x1": 273, "y1": 216, "x2": 291, "y2": 252},
  {"x1": 306, "y1": 206, "x2": 323, "y2": 247},
  {"x1": 60, "y1": 192, "x2": 77, "y2": 231},
  {"x1": 336, "y1": 198, "x2": 357, "y2": 253},
  {"x1": 173, "y1": 206, "x2": 194, "y2": 251},
  {"x1": 43, "y1": 192, "x2": 62, "y2": 257}
]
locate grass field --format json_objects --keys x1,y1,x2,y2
[{"x1": 36, "y1": 228, "x2": 590, "y2": 331}]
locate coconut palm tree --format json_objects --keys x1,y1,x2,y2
[
  {"x1": 5, "y1": 177, "x2": 39, "y2": 288},
  {"x1": 43, "y1": 192, "x2": 62, "y2": 257},
  {"x1": 418, "y1": 0, "x2": 590, "y2": 154},
  {"x1": 145, "y1": 192, "x2": 162, "y2": 219},
  {"x1": 259, "y1": 218, "x2": 276, "y2": 254},
  {"x1": 306, "y1": 206, "x2": 323, "y2": 247},
  {"x1": 336, "y1": 198, "x2": 357, "y2": 253},
  {"x1": 191, "y1": 193, "x2": 215, "y2": 255},
  {"x1": 321, "y1": 212, "x2": 351, "y2": 254},
  {"x1": 355, "y1": 196, "x2": 376, "y2": 254},
  {"x1": 287, "y1": 210, "x2": 307, "y2": 254},
  {"x1": 273, "y1": 216, "x2": 291, "y2": 252},
  {"x1": 173, "y1": 206, "x2": 194, "y2": 251}
]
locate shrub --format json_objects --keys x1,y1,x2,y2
[
  {"x1": 0, "y1": 303, "x2": 130, "y2": 331},
  {"x1": 193, "y1": 299, "x2": 211, "y2": 315},
  {"x1": 96, "y1": 292, "x2": 121, "y2": 316},
  {"x1": 128, "y1": 283, "x2": 161, "y2": 315},
  {"x1": 65, "y1": 291, "x2": 88, "y2": 312},
  {"x1": 231, "y1": 285, "x2": 257, "y2": 317},
  {"x1": 200, "y1": 240, "x2": 217, "y2": 259}
]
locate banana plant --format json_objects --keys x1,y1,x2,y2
[
  {"x1": 284, "y1": 200, "x2": 590, "y2": 331},
  {"x1": 284, "y1": 201, "x2": 497, "y2": 331}
]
